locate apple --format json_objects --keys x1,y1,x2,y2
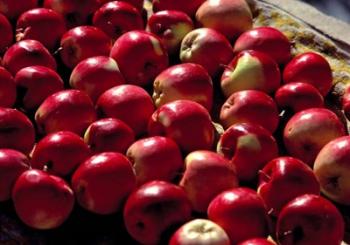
[
  {"x1": 123, "y1": 180, "x2": 192, "y2": 244},
  {"x1": 169, "y1": 219, "x2": 231, "y2": 245},
  {"x1": 12, "y1": 169, "x2": 74, "y2": 229},
  {"x1": 276, "y1": 194, "x2": 344, "y2": 245},
  {"x1": 180, "y1": 28, "x2": 234, "y2": 77},
  {"x1": 69, "y1": 56, "x2": 125, "y2": 103},
  {"x1": 152, "y1": 0, "x2": 205, "y2": 17},
  {"x1": 220, "y1": 90, "x2": 279, "y2": 133},
  {"x1": 258, "y1": 156, "x2": 320, "y2": 216},
  {"x1": 233, "y1": 27, "x2": 291, "y2": 65},
  {"x1": 35, "y1": 89, "x2": 97, "y2": 136},
  {"x1": 84, "y1": 118, "x2": 135, "y2": 153},
  {"x1": 208, "y1": 187, "x2": 270, "y2": 244},
  {"x1": 0, "y1": 149, "x2": 30, "y2": 202},
  {"x1": 0, "y1": 0, "x2": 38, "y2": 19},
  {"x1": 0, "y1": 66, "x2": 16, "y2": 108},
  {"x1": 342, "y1": 85, "x2": 350, "y2": 121},
  {"x1": 126, "y1": 136, "x2": 183, "y2": 185},
  {"x1": 217, "y1": 122, "x2": 278, "y2": 182},
  {"x1": 93, "y1": 1, "x2": 144, "y2": 41},
  {"x1": 148, "y1": 100, "x2": 215, "y2": 153},
  {"x1": 152, "y1": 63, "x2": 213, "y2": 111},
  {"x1": 283, "y1": 52, "x2": 333, "y2": 96},
  {"x1": 2, "y1": 39, "x2": 57, "y2": 75},
  {"x1": 98, "y1": 0, "x2": 144, "y2": 13},
  {"x1": 14, "y1": 66, "x2": 64, "y2": 111},
  {"x1": 238, "y1": 238, "x2": 275, "y2": 245},
  {"x1": 195, "y1": 0, "x2": 253, "y2": 41},
  {"x1": 147, "y1": 10, "x2": 194, "y2": 55},
  {"x1": 221, "y1": 50, "x2": 281, "y2": 98},
  {"x1": 72, "y1": 152, "x2": 136, "y2": 215},
  {"x1": 0, "y1": 13, "x2": 13, "y2": 53},
  {"x1": 110, "y1": 30, "x2": 169, "y2": 87},
  {"x1": 96, "y1": 84, "x2": 155, "y2": 136},
  {"x1": 283, "y1": 108, "x2": 346, "y2": 166}
]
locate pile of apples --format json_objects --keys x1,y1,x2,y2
[{"x1": 1, "y1": 0, "x2": 350, "y2": 244}]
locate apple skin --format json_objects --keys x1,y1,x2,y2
[
  {"x1": 180, "y1": 150, "x2": 238, "y2": 213},
  {"x1": 217, "y1": 122, "x2": 278, "y2": 182},
  {"x1": 283, "y1": 52, "x2": 333, "y2": 96},
  {"x1": 16, "y1": 8, "x2": 66, "y2": 51},
  {"x1": 220, "y1": 90, "x2": 279, "y2": 133},
  {"x1": 180, "y1": 28, "x2": 234, "y2": 78},
  {"x1": 0, "y1": 149, "x2": 30, "y2": 202},
  {"x1": 110, "y1": 30, "x2": 169, "y2": 87},
  {"x1": 31, "y1": 131, "x2": 91, "y2": 177},
  {"x1": 152, "y1": 63, "x2": 213, "y2": 111},
  {"x1": 169, "y1": 219, "x2": 231, "y2": 245},
  {"x1": 147, "y1": 10, "x2": 194, "y2": 55},
  {"x1": 98, "y1": 0, "x2": 144, "y2": 13},
  {"x1": 238, "y1": 238, "x2": 275, "y2": 245},
  {"x1": 152, "y1": 0, "x2": 205, "y2": 17},
  {"x1": 0, "y1": 108, "x2": 35, "y2": 154},
  {"x1": 35, "y1": 89, "x2": 97, "y2": 136},
  {"x1": 341, "y1": 85, "x2": 350, "y2": 121},
  {"x1": 207, "y1": 187, "x2": 270, "y2": 244},
  {"x1": 12, "y1": 169, "x2": 74, "y2": 230},
  {"x1": 0, "y1": 67, "x2": 16, "y2": 108},
  {"x1": 123, "y1": 180, "x2": 192, "y2": 244},
  {"x1": 2, "y1": 39, "x2": 57, "y2": 75},
  {"x1": 221, "y1": 50, "x2": 281, "y2": 98},
  {"x1": 195, "y1": 0, "x2": 253, "y2": 41},
  {"x1": 84, "y1": 118, "x2": 135, "y2": 154},
  {"x1": 233, "y1": 27, "x2": 291, "y2": 65},
  {"x1": 96, "y1": 84, "x2": 155, "y2": 136},
  {"x1": 93, "y1": 1, "x2": 144, "y2": 41},
  {"x1": 15, "y1": 66, "x2": 64, "y2": 111},
  {"x1": 69, "y1": 56, "x2": 125, "y2": 103},
  {"x1": 283, "y1": 108, "x2": 346, "y2": 166},
  {"x1": 276, "y1": 194, "x2": 344, "y2": 245},
  {"x1": 274, "y1": 82, "x2": 324, "y2": 113},
  {"x1": 258, "y1": 157, "x2": 320, "y2": 216},
  {"x1": 0, "y1": 13, "x2": 13, "y2": 53},
  {"x1": 126, "y1": 136, "x2": 183, "y2": 185},
  {"x1": 148, "y1": 100, "x2": 215, "y2": 153},
  {"x1": 72, "y1": 152, "x2": 136, "y2": 215},
  {"x1": 0, "y1": 0, "x2": 38, "y2": 19}
]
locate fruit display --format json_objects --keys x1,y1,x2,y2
[{"x1": 1, "y1": 0, "x2": 350, "y2": 244}]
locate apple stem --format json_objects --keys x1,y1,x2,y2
[{"x1": 54, "y1": 47, "x2": 63, "y2": 55}]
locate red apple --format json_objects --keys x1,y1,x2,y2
[
  {"x1": 126, "y1": 136, "x2": 183, "y2": 185},
  {"x1": 238, "y1": 238, "x2": 275, "y2": 245},
  {"x1": 276, "y1": 194, "x2": 344, "y2": 245},
  {"x1": 0, "y1": 0, "x2": 38, "y2": 19},
  {"x1": 342, "y1": 85, "x2": 350, "y2": 121},
  {"x1": 72, "y1": 152, "x2": 136, "y2": 215},
  {"x1": 69, "y1": 56, "x2": 125, "y2": 102},
  {"x1": 153, "y1": 63, "x2": 213, "y2": 111},
  {"x1": 110, "y1": 30, "x2": 169, "y2": 87},
  {"x1": 0, "y1": 66, "x2": 16, "y2": 108},
  {"x1": 123, "y1": 180, "x2": 192, "y2": 244},
  {"x1": 0, "y1": 13, "x2": 13, "y2": 53},
  {"x1": 152, "y1": 0, "x2": 205, "y2": 17},
  {"x1": 12, "y1": 169, "x2": 74, "y2": 229},
  {"x1": 98, "y1": 0, "x2": 144, "y2": 13}
]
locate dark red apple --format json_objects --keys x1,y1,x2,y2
[
  {"x1": 0, "y1": 13, "x2": 13, "y2": 53},
  {"x1": 238, "y1": 238, "x2": 275, "y2": 245},
  {"x1": 0, "y1": 67, "x2": 16, "y2": 108},
  {"x1": 98, "y1": 0, "x2": 144, "y2": 13},
  {"x1": 0, "y1": 0, "x2": 38, "y2": 19},
  {"x1": 152, "y1": 0, "x2": 205, "y2": 17}
]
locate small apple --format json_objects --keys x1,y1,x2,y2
[
  {"x1": 0, "y1": 66, "x2": 16, "y2": 108},
  {"x1": 238, "y1": 238, "x2": 275, "y2": 245},
  {"x1": 152, "y1": 0, "x2": 205, "y2": 17},
  {"x1": 0, "y1": 13, "x2": 13, "y2": 53},
  {"x1": 0, "y1": 0, "x2": 38, "y2": 19}
]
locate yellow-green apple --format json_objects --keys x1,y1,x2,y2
[
  {"x1": 96, "y1": 84, "x2": 155, "y2": 136},
  {"x1": 169, "y1": 219, "x2": 231, "y2": 245},
  {"x1": 238, "y1": 238, "x2": 275, "y2": 245},
  {"x1": 152, "y1": 0, "x2": 205, "y2": 17},
  {"x1": 208, "y1": 187, "x2": 270, "y2": 244},
  {"x1": 0, "y1": 0, "x2": 38, "y2": 19},
  {"x1": 31, "y1": 131, "x2": 91, "y2": 177},
  {"x1": 0, "y1": 67, "x2": 16, "y2": 108},
  {"x1": 217, "y1": 122, "x2": 278, "y2": 182},
  {"x1": 84, "y1": 118, "x2": 135, "y2": 153},
  {"x1": 148, "y1": 100, "x2": 215, "y2": 153},
  {"x1": 123, "y1": 180, "x2": 192, "y2": 244},
  {"x1": 220, "y1": 90, "x2": 279, "y2": 133},
  {"x1": 69, "y1": 56, "x2": 125, "y2": 103},
  {"x1": 147, "y1": 10, "x2": 194, "y2": 55},
  {"x1": 283, "y1": 108, "x2": 346, "y2": 166},
  {"x1": 0, "y1": 149, "x2": 30, "y2": 201},
  {"x1": 276, "y1": 194, "x2": 344, "y2": 245},
  {"x1": 14, "y1": 66, "x2": 64, "y2": 111},
  {"x1": 12, "y1": 169, "x2": 74, "y2": 229},
  {"x1": 179, "y1": 150, "x2": 238, "y2": 213},
  {"x1": 258, "y1": 157, "x2": 320, "y2": 216},
  {"x1": 195, "y1": 0, "x2": 253, "y2": 41},
  {"x1": 233, "y1": 27, "x2": 291, "y2": 65},
  {"x1": 180, "y1": 28, "x2": 234, "y2": 77},
  {"x1": 0, "y1": 13, "x2": 13, "y2": 53},
  {"x1": 283, "y1": 52, "x2": 333, "y2": 96},
  {"x1": 72, "y1": 152, "x2": 136, "y2": 215},
  {"x1": 221, "y1": 50, "x2": 281, "y2": 98},
  {"x1": 35, "y1": 89, "x2": 97, "y2": 136},
  {"x1": 110, "y1": 30, "x2": 169, "y2": 87},
  {"x1": 98, "y1": 0, "x2": 144, "y2": 13},
  {"x1": 2, "y1": 39, "x2": 57, "y2": 75},
  {"x1": 152, "y1": 63, "x2": 213, "y2": 111},
  {"x1": 126, "y1": 136, "x2": 183, "y2": 185}
]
